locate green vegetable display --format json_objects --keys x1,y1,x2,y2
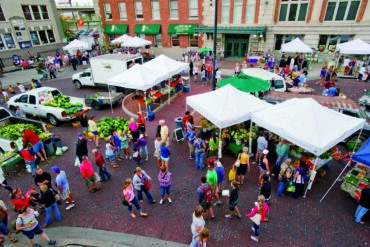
[
  {"x1": 96, "y1": 117, "x2": 129, "y2": 138},
  {"x1": 88, "y1": 93, "x2": 102, "y2": 100},
  {"x1": 43, "y1": 94, "x2": 83, "y2": 115},
  {"x1": 0, "y1": 124, "x2": 42, "y2": 140}
]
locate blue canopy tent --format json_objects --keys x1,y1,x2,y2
[{"x1": 352, "y1": 138, "x2": 370, "y2": 166}]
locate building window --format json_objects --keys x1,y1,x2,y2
[
  {"x1": 104, "y1": 3, "x2": 112, "y2": 20},
  {"x1": 274, "y1": 34, "x2": 304, "y2": 50},
  {"x1": 188, "y1": 0, "x2": 198, "y2": 19},
  {"x1": 0, "y1": 5, "x2": 5, "y2": 21},
  {"x1": 0, "y1": 36, "x2": 5, "y2": 50},
  {"x1": 47, "y1": 30, "x2": 55, "y2": 43},
  {"x1": 40, "y1": 5, "x2": 49, "y2": 19},
  {"x1": 38, "y1": 30, "x2": 48, "y2": 44},
  {"x1": 169, "y1": 0, "x2": 179, "y2": 19},
  {"x1": 221, "y1": 0, "x2": 230, "y2": 23},
  {"x1": 31, "y1": 5, "x2": 41, "y2": 20},
  {"x1": 279, "y1": 0, "x2": 308, "y2": 22},
  {"x1": 118, "y1": 2, "x2": 127, "y2": 20},
  {"x1": 3, "y1": 33, "x2": 16, "y2": 49},
  {"x1": 246, "y1": 0, "x2": 256, "y2": 23},
  {"x1": 155, "y1": 34, "x2": 162, "y2": 47},
  {"x1": 318, "y1": 34, "x2": 353, "y2": 51},
  {"x1": 108, "y1": 34, "x2": 116, "y2": 41},
  {"x1": 233, "y1": 0, "x2": 243, "y2": 24},
  {"x1": 151, "y1": 0, "x2": 160, "y2": 20},
  {"x1": 189, "y1": 35, "x2": 198, "y2": 47},
  {"x1": 19, "y1": 41, "x2": 32, "y2": 49},
  {"x1": 135, "y1": 0, "x2": 143, "y2": 19},
  {"x1": 30, "y1": 31, "x2": 40, "y2": 45},
  {"x1": 22, "y1": 5, "x2": 32, "y2": 20},
  {"x1": 324, "y1": 0, "x2": 360, "y2": 21},
  {"x1": 171, "y1": 34, "x2": 179, "y2": 46}
]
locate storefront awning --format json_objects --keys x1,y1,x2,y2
[
  {"x1": 134, "y1": 24, "x2": 161, "y2": 35},
  {"x1": 194, "y1": 26, "x2": 267, "y2": 34},
  {"x1": 168, "y1": 24, "x2": 198, "y2": 35},
  {"x1": 104, "y1": 24, "x2": 128, "y2": 35}
]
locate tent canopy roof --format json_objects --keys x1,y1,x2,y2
[
  {"x1": 252, "y1": 98, "x2": 365, "y2": 156},
  {"x1": 111, "y1": 34, "x2": 132, "y2": 44},
  {"x1": 336, "y1": 39, "x2": 370, "y2": 55},
  {"x1": 281, "y1": 37, "x2": 313, "y2": 53},
  {"x1": 62, "y1": 39, "x2": 90, "y2": 51},
  {"x1": 142, "y1": 54, "x2": 188, "y2": 79},
  {"x1": 186, "y1": 85, "x2": 272, "y2": 128},
  {"x1": 121, "y1": 36, "x2": 152, "y2": 47},
  {"x1": 352, "y1": 138, "x2": 370, "y2": 167},
  {"x1": 217, "y1": 72, "x2": 271, "y2": 93}
]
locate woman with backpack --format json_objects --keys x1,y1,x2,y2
[
  {"x1": 292, "y1": 160, "x2": 307, "y2": 199},
  {"x1": 277, "y1": 159, "x2": 293, "y2": 196},
  {"x1": 193, "y1": 134, "x2": 206, "y2": 169}
]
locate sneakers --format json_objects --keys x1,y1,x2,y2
[
  {"x1": 168, "y1": 198, "x2": 172, "y2": 203},
  {"x1": 236, "y1": 214, "x2": 242, "y2": 219},
  {"x1": 213, "y1": 201, "x2": 222, "y2": 206},
  {"x1": 66, "y1": 204, "x2": 75, "y2": 210},
  {"x1": 159, "y1": 199, "x2": 164, "y2": 205},
  {"x1": 48, "y1": 240, "x2": 56, "y2": 245},
  {"x1": 250, "y1": 236, "x2": 259, "y2": 242},
  {"x1": 34, "y1": 211, "x2": 40, "y2": 217},
  {"x1": 225, "y1": 214, "x2": 232, "y2": 219},
  {"x1": 251, "y1": 227, "x2": 255, "y2": 232}
]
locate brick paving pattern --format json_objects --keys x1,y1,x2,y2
[{"x1": 0, "y1": 74, "x2": 369, "y2": 246}]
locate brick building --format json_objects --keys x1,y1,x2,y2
[{"x1": 98, "y1": 0, "x2": 203, "y2": 48}]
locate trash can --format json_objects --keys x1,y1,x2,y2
[
  {"x1": 148, "y1": 112, "x2": 155, "y2": 122},
  {"x1": 183, "y1": 86, "x2": 190, "y2": 93},
  {"x1": 52, "y1": 138, "x2": 62, "y2": 150},
  {"x1": 43, "y1": 139, "x2": 55, "y2": 156},
  {"x1": 175, "y1": 117, "x2": 183, "y2": 129},
  {"x1": 148, "y1": 104, "x2": 154, "y2": 111}
]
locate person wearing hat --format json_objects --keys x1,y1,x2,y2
[
  {"x1": 258, "y1": 150, "x2": 270, "y2": 187},
  {"x1": 260, "y1": 174, "x2": 271, "y2": 206},
  {"x1": 75, "y1": 133, "x2": 88, "y2": 163},
  {"x1": 51, "y1": 166, "x2": 75, "y2": 210}
]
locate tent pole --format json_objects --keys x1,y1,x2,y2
[
  {"x1": 107, "y1": 84, "x2": 113, "y2": 115},
  {"x1": 218, "y1": 128, "x2": 222, "y2": 159},
  {"x1": 303, "y1": 156, "x2": 319, "y2": 198},
  {"x1": 168, "y1": 78, "x2": 171, "y2": 105},
  {"x1": 248, "y1": 121, "x2": 254, "y2": 157},
  {"x1": 144, "y1": 91, "x2": 148, "y2": 119},
  {"x1": 319, "y1": 127, "x2": 364, "y2": 203}
]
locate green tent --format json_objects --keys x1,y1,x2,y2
[
  {"x1": 217, "y1": 72, "x2": 271, "y2": 93},
  {"x1": 200, "y1": 47, "x2": 212, "y2": 53}
]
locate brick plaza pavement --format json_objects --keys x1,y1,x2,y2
[{"x1": 0, "y1": 76, "x2": 369, "y2": 246}]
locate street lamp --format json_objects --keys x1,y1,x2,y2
[{"x1": 212, "y1": 0, "x2": 218, "y2": 91}]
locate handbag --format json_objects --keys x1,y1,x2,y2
[
  {"x1": 228, "y1": 167, "x2": 236, "y2": 181},
  {"x1": 234, "y1": 154, "x2": 241, "y2": 167},
  {"x1": 286, "y1": 184, "x2": 296, "y2": 193},
  {"x1": 144, "y1": 179, "x2": 151, "y2": 191},
  {"x1": 74, "y1": 157, "x2": 80, "y2": 167},
  {"x1": 250, "y1": 213, "x2": 261, "y2": 225},
  {"x1": 121, "y1": 198, "x2": 129, "y2": 206}
]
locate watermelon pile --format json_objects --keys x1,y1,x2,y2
[
  {"x1": 96, "y1": 117, "x2": 129, "y2": 138},
  {"x1": 43, "y1": 94, "x2": 83, "y2": 115}
]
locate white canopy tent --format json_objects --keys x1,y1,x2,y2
[
  {"x1": 62, "y1": 39, "x2": 90, "y2": 51},
  {"x1": 252, "y1": 98, "x2": 365, "y2": 196},
  {"x1": 121, "y1": 36, "x2": 152, "y2": 48},
  {"x1": 111, "y1": 34, "x2": 132, "y2": 45},
  {"x1": 187, "y1": 85, "x2": 272, "y2": 157},
  {"x1": 143, "y1": 55, "x2": 189, "y2": 104},
  {"x1": 281, "y1": 38, "x2": 313, "y2": 53},
  {"x1": 336, "y1": 39, "x2": 370, "y2": 55}
]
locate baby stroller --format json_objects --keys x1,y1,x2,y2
[{"x1": 39, "y1": 69, "x2": 48, "y2": 81}]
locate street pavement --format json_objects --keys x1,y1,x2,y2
[{"x1": 0, "y1": 64, "x2": 370, "y2": 247}]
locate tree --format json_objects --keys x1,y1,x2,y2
[{"x1": 60, "y1": 16, "x2": 76, "y2": 41}]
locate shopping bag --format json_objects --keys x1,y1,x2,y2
[
  {"x1": 250, "y1": 213, "x2": 261, "y2": 225},
  {"x1": 74, "y1": 157, "x2": 80, "y2": 167},
  {"x1": 229, "y1": 167, "x2": 236, "y2": 181},
  {"x1": 286, "y1": 184, "x2": 296, "y2": 193},
  {"x1": 94, "y1": 172, "x2": 101, "y2": 182}
]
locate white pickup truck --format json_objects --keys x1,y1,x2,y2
[
  {"x1": 0, "y1": 107, "x2": 48, "y2": 152},
  {"x1": 7, "y1": 87, "x2": 89, "y2": 126}
]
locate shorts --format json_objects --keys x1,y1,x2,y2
[
  {"x1": 59, "y1": 187, "x2": 71, "y2": 200},
  {"x1": 208, "y1": 74, "x2": 213, "y2": 79},
  {"x1": 202, "y1": 77, "x2": 207, "y2": 82},
  {"x1": 237, "y1": 164, "x2": 248, "y2": 176},
  {"x1": 154, "y1": 149, "x2": 160, "y2": 158},
  {"x1": 82, "y1": 127, "x2": 88, "y2": 131},
  {"x1": 108, "y1": 155, "x2": 116, "y2": 161},
  {"x1": 160, "y1": 186, "x2": 171, "y2": 197},
  {"x1": 228, "y1": 201, "x2": 238, "y2": 211},
  {"x1": 32, "y1": 140, "x2": 44, "y2": 153},
  {"x1": 139, "y1": 125, "x2": 146, "y2": 133},
  {"x1": 85, "y1": 174, "x2": 97, "y2": 186},
  {"x1": 256, "y1": 149, "x2": 263, "y2": 156},
  {"x1": 201, "y1": 201, "x2": 211, "y2": 210},
  {"x1": 22, "y1": 224, "x2": 43, "y2": 240},
  {"x1": 92, "y1": 131, "x2": 99, "y2": 136},
  {"x1": 260, "y1": 167, "x2": 267, "y2": 173},
  {"x1": 161, "y1": 156, "x2": 169, "y2": 162},
  {"x1": 188, "y1": 143, "x2": 195, "y2": 153}
]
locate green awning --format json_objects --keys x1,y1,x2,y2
[
  {"x1": 104, "y1": 24, "x2": 128, "y2": 34},
  {"x1": 134, "y1": 24, "x2": 161, "y2": 34},
  {"x1": 217, "y1": 72, "x2": 270, "y2": 93},
  {"x1": 195, "y1": 26, "x2": 267, "y2": 34},
  {"x1": 168, "y1": 24, "x2": 197, "y2": 35}
]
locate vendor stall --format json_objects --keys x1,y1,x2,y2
[
  {"x1": 62, "y1": 39, "x2": 91, "y2": 52},
  {"x1": 280, "y1": 38, "x2": 313, "y2": 54},
  {"x1": 111, "y1": 34, "x2": 132, "y2": 45},
  {"x1": 121, "y1": 36, "x2": 152, "y2": 48},
  {"x1": 251, "y1": 98, "x2": 365, "y2": 197},
  {"x1": 217, "y1": 72, "x2": 270, "y2": 94}
]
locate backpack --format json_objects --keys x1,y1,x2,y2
[{"x1": 200, "y1": 183, "x2": 213, "y2": 203}]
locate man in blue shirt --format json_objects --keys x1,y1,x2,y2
[
  {"x1": 186, "y1": 127, "x2": 196, "y2": 160},
  {"x1": 110, "y1": 131, "x2": 122, "y2": 160}
]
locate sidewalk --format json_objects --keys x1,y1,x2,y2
[{"x1": 9, "y1": 226, "x2": 188, "y2": 247}]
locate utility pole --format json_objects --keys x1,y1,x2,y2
[{"x1": 212, "y1": 0, "x2": 218, "y2": 91}]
